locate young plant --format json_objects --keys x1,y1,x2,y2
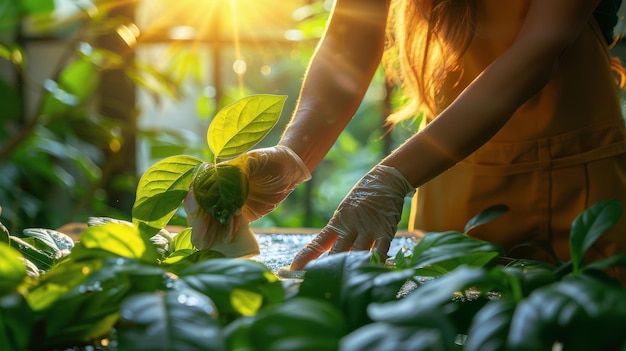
[{"x1": 132, "y1": 94, "x2": 286, "y2": 258}]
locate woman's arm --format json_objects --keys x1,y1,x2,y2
[
  {"x1": 289, "y1": 0, "x2": 603, "y2": 270},
  {"x1": 382, "y1": 0, "x2": 601, "y2": 187},
  {"x1": 279, "y1": 0, "x2": 391, "y2": 171}
]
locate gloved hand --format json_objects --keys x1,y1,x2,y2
[
  {"x1": 183, "y1": 145, "x2": 310, "y2": 255},
  {"x1": 290, "y1": 164, "x2": 415, "y2": 270},
  {"x1": 226, "y1": 145, "x2": 312, "y2": 222}
]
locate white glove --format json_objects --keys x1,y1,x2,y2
[
  {"x1": 183, "y1": 145, "x2": 310, "y2": 256},
  {"x1": 290, "y1": 164, "x2": 415, "y2": 270},
  {"x1": 227, "y1": 145, "x2": 311, "y2": 222}
]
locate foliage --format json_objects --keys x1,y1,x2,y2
[
  {"x1": 0, "y1": 0, "x2": 190, "y2": 233},
  {"x1": 1, "y1": 0, "x2": 414, "y2": 236},
  {"x1": 2, "y1": 195, "x2": 626, "y2": 350},
  {"x1": 133, "y1": 94, "x2": 284, "y2": 240}
]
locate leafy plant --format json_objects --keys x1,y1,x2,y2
[
  {"x1": 0, "y1": 0, "x2": 194, "y2": 234},
  {"x1": 6, "y1": 91, "x2": 626, "y2": 351},
  {"x1": 2, "y1": 131, "x2": 626, "y2": 351},
  {"x1": 133, "y1": 94, "x2": 285, "y2": 257}
]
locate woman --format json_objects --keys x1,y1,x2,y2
[{"x1": 189, "y1": 0, "x2": 626, "y2": 281}]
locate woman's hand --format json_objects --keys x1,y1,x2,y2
[
  {"x1": 228, "y1": 145, "x2": 311, "y2": 222},
  {"x1": 290, "y1": 165, "x2": 415, "y2": 270},
  {"x1": 183, "y1": 145, "x2": 310, "y2": 253}
]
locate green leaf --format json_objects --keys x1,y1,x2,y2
[
  {"x1": 22, "y1": 228, "x2": 74, "y2": 254},
  {"x1": 464, "y1": 204, "x2": 509, "y2": 233},
  {"x1": 179, "y1": 258, "x2": 284, "y2": 321},
  {"x1": 226, "y1": 297, "x2": 347, "y2": 351},
  {"x1": 297, "y1": 252, "x2": 368, "y2": 313},
  {"x1": 38, "y1": 58, "x2": 99, "y2": 117},
  {"x1": 0, "y1": 243, "x2": 26, "y2": 296},
  {"x1": 584, "y1": 253, "x2": 626, "y2": 272},
  {"x1": 341, "y1": 317, "x2": 456, "y2": 351},
  {"x1": 367, "y1": 266, "x2": 491, "y2": 324},
  {"x1": 35, "y1": 258, "x2": 169, "y2": 349},
  {"x1": 59, "y1": 58, "x2": 99, "y2": 103},
  {"x1": 570, "y1": 199, "x2": 624, "y2": 272},
  {"x1": 117, "y1": 288, "x2": 225, "y2": 351},
  {"x1": 507, "y1": 274, "x2": 626, "y2": 350},
  {"x1": 164, "y1": 249, "x2": 225, "y2": 274},
  {"x1": 297, "y1": 251, "x2": 414, "y2": 330},
  {"x1": 9, "y1": 236, "x2": 54, "y2": 271},
  {"x1": 409, "y1": 231, "x2": 504, "y2": 276},
  {"x1": 172, "y1": 228, "x2": 194, "y2": 251},
  {"x1": 133, "y1": 155, "x2": 202, "y2": 238},
  {"x1": 0, "y1": 293, "x2": 33, "y2": 351},
  {"x1": 27, "y1": 258, "x2": 103, "y2": 312},
  {"x1": 502, "y1": 260, "x2": 557, "y2": 298},
  {"x1": 208, "y1": 94, "x2": 285, "y2": 160},
  {"x1": 75, "y1": 223, "x2": 158, "y2": 264},
  {"x1": 464, "y1": 299, "x2": 517, "y2": 351},
  {"x1": 231, "y1": 287, "x2": 263, "y2": 316}
]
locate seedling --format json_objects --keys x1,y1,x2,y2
[{"x1": 132, "y1": 94, "x2": 286, "y2": 255}]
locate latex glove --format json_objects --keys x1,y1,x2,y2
[
  {"x1": 226, "y1": 145, "x2": 312, "y2": 222},
  {"x1": 183, "y1": 145, "x2": 310, "y2": 256},
  {"x1": 290, "y1": 164, "x2": 415, "y2": 270}
]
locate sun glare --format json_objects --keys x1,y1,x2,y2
[
  {"x1": 138, "y1": 0, "x2": 300, "y2": 44},
  {"x1": 135, "y1": 0, "x2": 305, "y2": 95}
]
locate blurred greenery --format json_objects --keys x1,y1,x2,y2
[{"x1": 0, "y1": 0, "x2": 417, "y2": 235}]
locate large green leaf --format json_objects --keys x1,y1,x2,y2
[
  {"x1": 0, "y1": 293, "x2": 33, "y2": 351},
  {"x1": 297, "y1": 251, "x2": 414, "y2": 330},
  {"x1": 117, "y1": 287, "x2": 225, "y2": 351},
  {"x1": 409, "y1": 231, "x2": 504, "y2": 276},
  {"x1": 29, "y1": 257, "x2": 168, "y2": 348},
  {"x1": 179, "y1": 258, "x2": 284, "y2": 320},
  {"x1": 0, "y1": 243, "x2": 26, "y2": 295},
  {"x1": 367, "y1": 266, "x2": 491, "y2": 324},
  {"x1": 208, "y1": 94, "x2": 285, "y2": 160},
  {"x1": 75, "y1": 223, "x2": 158, "y2": 264},
  {"x1": 570, "y1": 199, "x2": 623, "y2": 272},
  {"x1": 507, "y1": 274, "x2": 626, "y2": 350},
  {"x1": 225, "y1": 297, "x2": 346, "y2": 351},
  {"x1": 133, "y1": 155, "x2": 202, "y2": 237},
  {"x1": 341, "y1": 315, "x2": 456, "y2": 351},
  {"x1": 464, "y1": 299, "x2": 517, "y2": 351}
]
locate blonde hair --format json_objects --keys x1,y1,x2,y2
[{"x1": 384, "y1": 0, "x2": 477, "y2": 125}]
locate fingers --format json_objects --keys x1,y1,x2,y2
[
  {"x1": 373, "y1": 237, "x2": 392, "y2": 262},
  {"x1": 290, "y1": 228, "x2": 338, "y2": 270},
  {"x1": 349, "y1": 232, "x2": 376, "y2": 252}
]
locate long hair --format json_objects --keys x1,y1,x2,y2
[{"x1": 384, "y1": 0, "x2": 477, "y2": 125}]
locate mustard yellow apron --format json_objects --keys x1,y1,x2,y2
[{"x1": 410, "y1": 11, "x2": 626, "y2": 281}]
